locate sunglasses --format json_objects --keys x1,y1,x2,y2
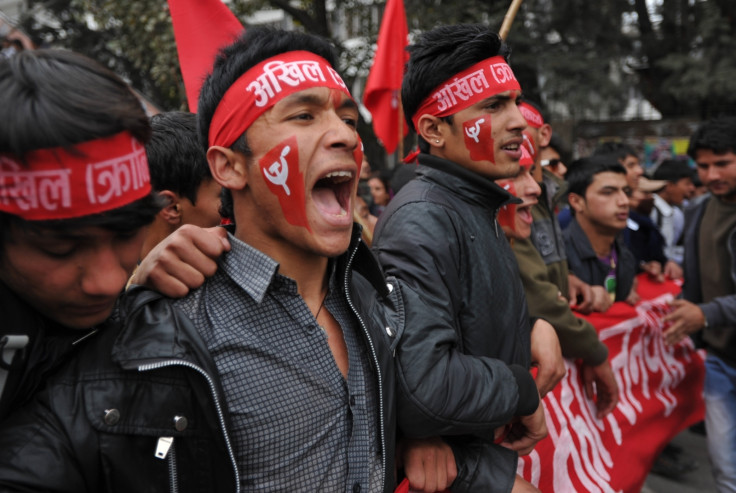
[{"x1": 541, "y1": 159, "x2": 562, "y2": 167}]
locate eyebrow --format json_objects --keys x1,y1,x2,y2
[
  {"x1": 598, "y1": 185, "x2": 627, "y2": 192},
  {"x1": 700, "y1": 159, "x2": 734, "y2": 167},
  {"x1": 481, "y1": 90, "x2": 524, "y2": 103}
]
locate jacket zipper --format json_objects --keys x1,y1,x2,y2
[
  {"x1": 168, "y1": 440, "x2": 178, "y2": 493},
  {"x1": 343, "y1": 237, "x2": 387, "y2": 490},
  {"x1": 138, "y1": 360, "x2": 240, "y2": 493}
]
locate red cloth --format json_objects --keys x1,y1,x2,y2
[
  {"x1": 362, "y1": 0, "x2": 409, "y2": 154},
  {"x1": 519, "y1": 274, "x2": 705, "y2": 492},
  {"x1": 167, "y1": 0, "x2": 244, "y2": 111},
  {"x1": 0, "y1": 132, "x2": 150, "y2": 220}
]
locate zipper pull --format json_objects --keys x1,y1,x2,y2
[{"x1": 155, "y1": 436, "x2": 174, "y2": 459}]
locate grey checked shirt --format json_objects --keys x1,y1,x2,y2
[{"x1": 173, "y1": 233, "x2": 382, "y2": 492}]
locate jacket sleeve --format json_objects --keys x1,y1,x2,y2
[
  {"x1": 513, "y1": 237, "x2": 608, "y2": 366},
  {"x1": 446, "y1": 436, "x2": 517, "y2": 493},
  {"x1": 375, "y1": 202, "x2": 539, "y2": 439},
  {"x1": 700, "y1": 295, "x2": 736, "y2": 329}
]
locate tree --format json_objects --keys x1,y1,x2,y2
[
  {"x1": 18, "y1": 0, "x2": 258, "y2": 110},
  {"x1": 17, "y1": 0, "x2": 736, "y2": 127},
  {"x1": 633, "y1": 0, "x2": 736, "y2": 118}
]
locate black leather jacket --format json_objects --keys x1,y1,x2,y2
[
  {"x1": 373, "y1": 154, "x2": 539, "y2": 493},
  {"x1": 0, "y1": 228, "x2": 402, "y2": 493}
]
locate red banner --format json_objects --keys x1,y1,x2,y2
[{"x1": 518, "y1": 275, "x2": 705, "y2": 492}]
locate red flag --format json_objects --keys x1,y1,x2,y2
[
  {"x1": 363, "y1": 0, "x2": 409, "y2": 155},
  {"x1": 168, "y1": 0, "x2": 244, "y2": 111}
]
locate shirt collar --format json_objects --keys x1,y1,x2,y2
[
  {"x1": 220, "y1": 232, "x2": 280, "y2": 303},
  {"x1": 653, "y1": 193, "x2": 674, "y2": 216}
]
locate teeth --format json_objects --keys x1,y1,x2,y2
[
  {"x1": 324, "y1": 170, "x2": 353, "y2": 180},
  {"x1": 338, "y1": 207, "x2": 347, "y2": 216}
]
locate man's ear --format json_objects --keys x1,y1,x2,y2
[
  {"x1": 207, "y1": 146, "x2": 248, "y2": 191},
  {"x1": 568, "y1": 192, "x2": 585, "y2": 214},
  {"x1": 158, "y1": 190, "x2": 182, "y2": 226},
  {"x1": 416, "y1": 114, "x2": 446, "y2": 149},
  {"x1": 538, "y1": 123, "x2": 553, "y2": 148}
]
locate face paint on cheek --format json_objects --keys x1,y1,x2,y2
[
  {"x1": 463, "y1": 116, "x2": 495, "y2": 163},
  {"x1": 259, "y1": 135, "x2": 311, "y2": 231},
  {"x1": 354, "y1": 138, "x2": 364, "y2": 174},
  {"x1": 521, "y1": 131, "x2": 537, "y2": 163},
  {"x1": 495, "y1": 180, "x2": 518, "y2": 234}
]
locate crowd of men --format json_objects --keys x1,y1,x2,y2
[{"x1": 0, "y1": 22, "x2": 734, "y2": 493}]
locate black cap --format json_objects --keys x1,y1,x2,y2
[{"x1": 652, "y1": 159, "x2": 695, "y2": 182}]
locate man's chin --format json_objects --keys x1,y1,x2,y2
[{"x1": 60, "y1": 308, "x2": 116, "y2": 330}]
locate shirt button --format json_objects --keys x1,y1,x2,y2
[
  {"x1": 352, "y1": 483, "x2": 361, "y2": 493},
  {"x1": 349, "y1": 395, "x2": 356, "y2": 406},
  {"x1": 104, "y1": 408, "x2": 120, "y2": 426}
]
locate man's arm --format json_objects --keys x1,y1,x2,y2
[
  {"x1": 663, "y1": 259, "x2": 683, "y2": 280},
  {"x1": 529, "y1": 319, "x2": 565, "y2": 397},
  {"x1": 399, "y1": 437, "x2": 457, "y2": 493},
  {"x1": 513, "y1": 238, "x2": 619, "y2": 417},
  {"x1": 375, "y1": 204, "x2": 540, "y2": 437},
  {"x1": 131, "y1": 225, "x2": 230, "y2": 297},
  {"x1": 513, "y1": 238, "x2": 609, "y2": 366},
  {"x1": 663, "y1": 299, "x2": 707, "y2": 346},
  {"x1": 446, "y1": 437, "x2": 530, "y2": 493},
  {"x1": 395, "y1": 277, "x2": 540, "y2": 437}
]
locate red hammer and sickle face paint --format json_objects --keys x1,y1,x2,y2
[
  {"x1": 259, "y1": 135, "x2": 311, "y2": 231},
  {"x1": 463, "y1": 115, "x2": 495, "y2": 163}
]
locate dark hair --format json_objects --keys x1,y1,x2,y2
[
  {"x1": 0, "y1": 49, "x2": 150, "y2": 155},
  {"x1": 687, "y1": 116, "x2": 736, "y2": 159},
  {"x1": 197, "y1": 27, "x2": 339, "y2": 223},
  {"x1": 147, "y1": 111, "x2": 212, "y2": 205},
  {"x1": 546, "y1": 133, "x2": 569, "y2": 158},
  {"x1": 592, "y1": 141, "x2": 638, "y2": 162},
  {"x1": 401, "y1": 24, "x2": 509, "y2": 152},
  {"x1": 566, "y1": 155, "x2": 627, "y2": 198},
  {"x1": 651, "y1": 158, "x2": 694, "y2": 183},
  {"x1": 0, "y1": 49, "x2": 161, "y2": 246},
  {"x1": 369, "y1": 170, "x2": 393, "y2": 193}
]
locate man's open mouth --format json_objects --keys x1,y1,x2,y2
[
  {"x1": 517, "y1": 204, "x2": 533, "y2": 224},
  {"x1": 312, "y1": 170, "x2": 355, "y2": 219}
]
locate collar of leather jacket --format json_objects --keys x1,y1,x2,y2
[{"x1": 416, "y1": 153, "x2": 522, "y2": 210}]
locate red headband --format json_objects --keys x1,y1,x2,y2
[
  {"x1": 208, "y1": 51, "x2": 352, "y2": 148},
  {"x1": 519, "y1": 102, "x2": 544, "y2": 129},
  {"x1": 411, "y1": 55, "x2": 521, "y2": 130},
  {"x1": 0, "y1": 131, "x2": 150, "y2": 221}
]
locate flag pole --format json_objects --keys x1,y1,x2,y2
[
  {"x1": 499, "y1": 0, "x2": 523, "y2": 40},
  {"x1": 398, "y1": 97, "x2": 404, "y2": 162}
]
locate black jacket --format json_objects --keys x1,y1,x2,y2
[
  {"x1": 0, "y1": 282, "x2": 88, "y2": 423},
  {"x1": 373, "y1": 153, "x2": 539, "y2": 493},
  {"x1": 0, "y1": 228, "x2": 402, "y2": 493},
  {"x1": 563, "y1": 217, "x2": 637, "y2": 302}
]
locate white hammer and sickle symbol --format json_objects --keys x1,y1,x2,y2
[
  {"x1": 464, "y1": 118, "x2": 485, "y2": 143},
  {"x1": 264, "y1": 145, "x2": 291, "y2": 196}
]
